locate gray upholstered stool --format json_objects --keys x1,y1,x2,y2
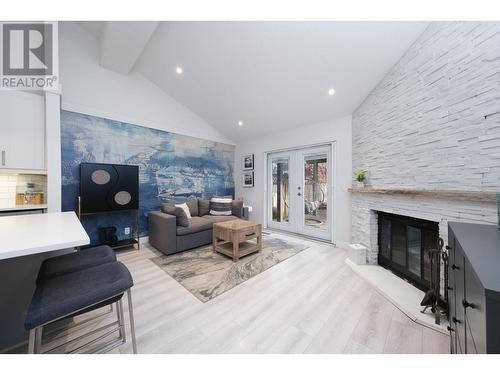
[
  {"x1": 25, "y1": 261, "x2": 137, "y2": 354},
  {"x1": 36, "y1": 245, "x2": 116, "y2": 283},
  {"x1": 35, "y1": 245, "x2": 118, "y2": 340}
]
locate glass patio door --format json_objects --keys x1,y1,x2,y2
[
  {"x1": 267, "y1": 145, "x2": 332, "y2": 241},
  {"x1": 268, "y1": 152, "x2": 293, "y2": 232},
  {"x1": 297, "y1": 146, "x2": 331, "y2": 240}
]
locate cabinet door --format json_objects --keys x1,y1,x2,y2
[
  {"x1": 464, "y1": 259, "x2": 486, "y2": 353},
  {"x1": 0, "y1": 91, "x2": 45, "y2": 170},
  {"x1": 453, "y1": 242, "x2": 466, "y2": 353},
  {"x1": 448, "y1": 233, "x2": 457, "y2": 353}
]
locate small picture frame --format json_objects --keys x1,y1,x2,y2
[
  {"x1": 242, "y1": 154, "x2": 254, "y2": 170},
  {"x1": 242, "y1": 171, "x2": 254, "y2": 187}
]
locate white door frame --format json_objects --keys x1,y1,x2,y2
[{"x1": 263, "y1": 141, "x2": 336, "y2": 243}]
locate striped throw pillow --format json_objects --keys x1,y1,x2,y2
[{"x1": 210, "y1": 197, "x2": 233, "y2": 216}]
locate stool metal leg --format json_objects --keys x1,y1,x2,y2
[
  {"x1": 117, "y1": 299, "x2": 126, "y2": 343},
  {"x1": 127, "y1": 289, "x2": 137, "y2": 354},
  {"x1": 28, "y1": 329, "x2": 36, "y2": 354},
  {"x1": 35, "y1": 326, "x2": 43, "y2": 354}
]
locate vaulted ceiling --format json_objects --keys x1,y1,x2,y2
[{"x1": 78, "y1": 21, "x2": 428, "y2": 141}]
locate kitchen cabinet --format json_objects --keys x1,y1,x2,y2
[
  {"x1": 448, "y1": 222, "x2": 500, "y2": 354},
  {"x1": 0, "y1": 91, "x2": 45, "y2": 171}
]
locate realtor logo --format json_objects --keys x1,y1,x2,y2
[{"x1": 1, "y1": 22, "x2": 58, "y2": 90}]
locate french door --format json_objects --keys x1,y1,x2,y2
[{"x1": 267, "y1": 145, "x2": 332, "y2": 241}]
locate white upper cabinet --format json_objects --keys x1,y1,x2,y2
[{"x1": 0, "y1": 91, "x2": 46, "y2": 171}]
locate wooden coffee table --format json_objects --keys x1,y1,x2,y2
[{"x1": 212, "y1": 219, "x2": 262, "y2": 261}]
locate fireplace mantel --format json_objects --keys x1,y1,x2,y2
[{"x1": 348, "y1": 187, "x2": 497, "y2": 203}]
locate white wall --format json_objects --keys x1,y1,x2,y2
[
  {"x1": 235, "y1": 116, "x2": 353, "y2": 246},
  {"x1": 59, "y1": 22, "x2": 233, "y2": 145},
  {"x1": 45, "y1": 91, "x2": 61, "y2": 212}
]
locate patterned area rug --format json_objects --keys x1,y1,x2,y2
[{"x1": 150, "y1": 237, "x2": 309, "y2": 302}]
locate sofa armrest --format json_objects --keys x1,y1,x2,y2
[{"x1": 148, "y1": 211, "x2": 177, "y2": 255}]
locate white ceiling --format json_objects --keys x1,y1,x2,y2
[{"x1": 78, "y1": 21, "x2": 429, "y2": 142}]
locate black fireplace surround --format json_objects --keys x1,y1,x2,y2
[{"x1": 377, "y1": 212, "x2": 439, "y2": 292}]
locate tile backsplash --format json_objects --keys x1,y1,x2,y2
[
  {"x1": 0, "y1": 175, "x2": 18, "y2": 208},
  {"x1": 0, "y1": 174, "x2": 47, "y2": 208}
]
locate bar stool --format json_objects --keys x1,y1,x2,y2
[
  {"x1": 25, "y1": 261, "x2": 137, "y2": 354},
  {"x1": 35, "y1": 245, "x2": 118, "y2": 339},
  {"x1": 37, "y1": 245, "x2": 116, "y2": 282}
]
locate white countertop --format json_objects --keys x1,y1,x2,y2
[
  {"x1": 0, "y1": 211, "x2": 90, "y2": 260},
  {"x1": 0, "y1": 204, "x2": 48, "y2": 212}
]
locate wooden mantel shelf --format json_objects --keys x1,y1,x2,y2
[{"x1": 348, "y1": 187, "x2": 497, "y2": 203}]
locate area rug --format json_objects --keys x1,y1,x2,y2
[{"x1": 150, "y1": 237, "x2": 309, "y2": 302}]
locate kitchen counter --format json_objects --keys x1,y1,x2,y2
[
  {"x1": 0, "y1": 211, "x2": 90, "y2": 351},
  {"x1": 0, "y1": 211, "x2": 89, "y2": 260},
  {"x1": 0, "y1": 204, "x2": 48, "y2": 212}
]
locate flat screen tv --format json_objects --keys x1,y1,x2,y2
[{"x1": 80, "y1": 162, "x2": 139, "y2": 214}]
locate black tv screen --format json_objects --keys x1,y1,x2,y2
[{"x1": 80, "y1": 162, "x2": 139, "y2": 214}]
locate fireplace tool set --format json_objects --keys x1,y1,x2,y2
[{"x1": 420, "y1": 237, "x2": 449, "y2": 325}]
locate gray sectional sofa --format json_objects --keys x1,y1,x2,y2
[{"x1": 148, "y1": 198, "x2": 247, "y2": 255}]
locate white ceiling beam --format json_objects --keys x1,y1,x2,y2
[{"x1": 100, "y1": 21, "x2": 159, "y2": 75}]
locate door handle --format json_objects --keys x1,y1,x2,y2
[
  {"x1": 1, "y1": 150, "x2": 5, "y2": 166},
  {"x1": 297, "y1": 192, "x2": 302, "y2": 196},
  {"x1": 452, "y1": 317, "x2": 462, "y2": 324},
  {"x1": 451, "y1": 264, "x2": 460, "y2": 270},
  {"x1": 462, "y1": 299, "x2": 476, "y2": 309}
]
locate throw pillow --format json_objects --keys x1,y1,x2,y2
[
  {"x1": 161, "y1": 203, "x2": 176, "y2": 215},
  {"x1": 210, "y1": 197, "x2": 232, "y2": 216},
  {"x1": 175, "y1": 202, "x2": 192, "y2": 219},
  {"x1": 198, "y1": 199, "x2": 210, "y2": 216},
  {"x1": 231, "y1": 200, "x2": 244, "y2": 218},
  {"x1": 186, "y1": 199, "x2": 198, "y2": 217},
  {"x1": 174, "y1": 206, "x2": 190, "y2": 227}
]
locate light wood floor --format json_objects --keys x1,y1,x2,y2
[{"x1": 22, "y1": 233, "x2": 451, "y2": 354}]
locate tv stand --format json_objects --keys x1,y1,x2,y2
[{"x1": 77, "y1": 196, "x2": 140, "y2": 250}]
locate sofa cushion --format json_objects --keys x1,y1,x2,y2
[
  {"x1": 232, "y1": 200, "x2": 244, "y2": 218},
  {"x1": 210, "y1": 197, "x2": 233, "y2": 216},
  {"x1": 201, "y1": 215, "x2": 239, "y2": 223},
  {"x1": 186, "y1": 199, "x2": 198, "y2": 217},
  {"x1": 176, "y1": 217, "x2": 213, "y2": 236},
  {"x1": 198, "y1": 199, "x2": 210, "y2": 216}
]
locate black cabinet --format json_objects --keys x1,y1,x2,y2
[{"x1": 448, "y1": 222, "x2": 500, "y2": 354}]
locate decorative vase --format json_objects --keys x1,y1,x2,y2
[{"x1": 356, "y1": 181, "x2": 365, "y2": 188}]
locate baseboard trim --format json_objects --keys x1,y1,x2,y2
[{"x1": 265, "y1": 228, "x2": 336, "y2": 247}]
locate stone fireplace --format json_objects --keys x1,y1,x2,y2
[
  {"x1": 350, "y1": 22, "x2": 500, "y2": 273},
  {"x1": 351, "y1": 191, "x2": 497, "y2": 266}
]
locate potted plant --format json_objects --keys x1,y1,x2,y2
[{"x1": 353, "y1": 170, "x2": 368, "y2": 188}]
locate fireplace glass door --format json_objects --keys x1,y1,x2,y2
[{"x1": 378, "y1": 212, "x2": 438, "y2": 291}]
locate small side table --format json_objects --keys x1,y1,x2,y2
[{"x1": 212, "y1": 219, "x2": 262, "y2": 261}]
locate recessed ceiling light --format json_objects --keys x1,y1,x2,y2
[
  {"x1": 328, "y1": 88, "x2": 335, "y2": 96},
  {"x1": 175, "y1": 66, "x2": 183, "y2": 75},
  {"x1": 238, "y1": 121, "x2": 244, "y2": 126}
]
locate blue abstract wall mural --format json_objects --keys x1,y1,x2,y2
[{"x1": 61, "y1": 110, "x2": 235, "y2": 245}]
